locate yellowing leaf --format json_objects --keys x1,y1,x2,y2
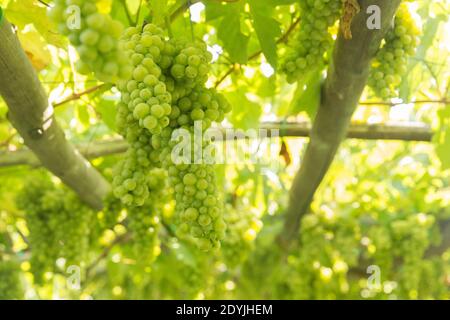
[
  {"x1": 5, "y1": 0, "x2": 66, "y2": 48},
  {"x1": 17, "y1": 28, "x2": 51, "y2": 71}
]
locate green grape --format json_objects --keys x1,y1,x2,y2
[
  {"x1": 168, "y1": 86, "x2": 230, "y2": 130},
  {"x1": 48, "y1": 0, "x2": 130, "y2": 83},
  {"x1": 280, "y1": 0, "x2": 342, "y2": 83},
  {"x1": 368, "y1": 3, "x2": 420, "y2": 99},
  {"x1": 80, "y1": 28, "x2": 100, "y2": 46}
]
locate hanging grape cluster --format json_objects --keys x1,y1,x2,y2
[
  {"x1": 126, "y1": 168, "x2": 168, "y2": 263},
  {"x1": 113, "y1": 23, "x2": 231, "y2": 251},
  {"x1": 16, "y1": 174, "x2": 94, "y2": 283},
  {"x1": 368, "y1": 3, "x2": 420, "y2": 99},
  {"x1": 220, "y1": 204, "x2": 263, "y2": 268},
  {"x1": 281, "y1": 0, "x2": 343, "y2": 83},
  {"x1": 48, "y1": 0, "x2": 132, "y2": 83}
]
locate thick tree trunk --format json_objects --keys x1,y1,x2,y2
[
  {"x1": 278, "y1": 0, "x2": 402, "y2": 248},
  {"x1": 0, "y1": 17, "x2": 109, "y2": 210}
]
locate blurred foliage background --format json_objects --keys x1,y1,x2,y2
[{"x1": 0, "y1": 0, "x2": 449, "y2": 300}]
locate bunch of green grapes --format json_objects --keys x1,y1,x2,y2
[
  {"x1": 168, "y1": 86, "x2": 230, "y2": 130},
  {"x1": 126, "y1": 205, "x2": 161, "y2": 263},
  {"x1": 170, "y1": 160, "x2": 226, "y2": 251},
  {"x1": 358, "y1": 211, "x2": 443, "y2": 299},
  {"x1": 16, "y1": 174, "x2": 94, "y2": 283},
  {"x1": 161, "y1": 88, "x2": 229, "y2": 252},
  {"x1": 113, "y1": 23, "x2": 231, "y2": 251},
  {"x1": 220, "y1": 205, "x2": 263, "y2": 267},
  {"x1": 281, "y1": 0, "x2": 342, "y2": 83},
  {"x1": 169, "y1": 42, "x2": 212, "y2": 89},
  {"x1": 112, "y1": 149, "x2": 152, "y2": 207},
  {"x1": 48, "y1": 0, "x2": 132, "y2": 83},
  {"x1": 0, "y1": 260, "x2": 23, "y2": 300},
  {"x1": 126, "y1": 168, "x2": 168, "y2": 263},
  {"x1": 389, "y1": 213, "x2": 434, "y2": 297},
  {"x1": 412, "y1": 259, "x2": 448, "y2": 299},
  {"x1": 160, "y1": 88, "x2": 230, "y2": 251},
  {"x1": 117, "y1": 26, "x2": 172, "y2": 136},
  {"x1": 288, "y1": 212, "x2": 361, "y2": 299},
  {"x1": 96, "y1": 193, "x2": 123, "y2": 232},
  {"x1": 113, "y1": 24, "x2": 172, "y2": 207},
  {"x1": 368, "y1": 3, "x2": 420, "y2": 99}
]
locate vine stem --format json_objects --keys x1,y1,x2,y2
[
  {"x1": 53, "y1": 84, "x2": 109, "y2": 107},
  {"x1": 277, "y1": 0, "x2": 403, "y2": 250},
  {"x1": 37, "y1": 0, "x2": 50, "y2": 7},
  {"x1": 120, "y1": 0, "x2": 134, "y2": 26}
]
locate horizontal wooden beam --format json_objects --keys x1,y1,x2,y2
[{"x1": 0, "y1": 122, "x2": 433, "y2": 168}]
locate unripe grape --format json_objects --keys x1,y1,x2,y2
[{"x1": 368, "y1": 3, "x2": 420, "y2": 99}]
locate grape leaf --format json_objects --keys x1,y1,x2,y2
[
  {"x1": 204, "y1": 0, "x2": 230, "y2": 21},
  {"x1": 435, "y1": 107, "x2": 450, "y2": 170},
  {"x1": 76, "y1": 105, "x2": 90, "y2": 127},
  {"x1": 288, "y1": 70, "x2": 323, "y2": 119},
  {"x1": 248, "y1": 0, "x2": 281, "y2": 68},
  {"x1": 225, "y1": 89, "x2": 262, "y2": 130},
  {"x1": 217, "y1": 7, "x2": 249, "y2": 64},
  {"x1": 97, "y1": 99, "x2": 117, "y2": 132},
  {"x1": 149, "y1": 0, "x2": 168, "y2": 25},
  {"x1": 5, "y1": 0, "x2": 65, "y2": 48}
]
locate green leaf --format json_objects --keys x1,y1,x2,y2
[
  {"x1": 225, "y1": 88, "x2": 262, "y2": 130},
  {"x1": 434, "y1": 107, "x2": 450, "y2": 170},
  {"x1": 5, "y1": 0, "x2": 65, "y2": 48},
  {"x1": 149, "y1": 0, "x2": 168, "y2": 25},
  {"x1": 110, "y1": 0, "x2": 131, "y2": 25},
  {"x1": 255, "y1": 74, "x2": 277, "y2": 98},
  {"x1": 76, "y1": 105, "x2": 90, "y2": 127},
  {"x1": 217, "y1": 8, "x2": 249, "y2": 64},
  {"x1": 204, "y1": 0, "x2": 230, "y2": 21},
  {"x1": 248, "y1": 0, "x2": 281, "y2": 68},
  {"x1": 436, "y1": 135, "x2": 450, "y2": 170},
  {"x1": 97, "y1": 99, "x2": 117, "y2": 132},
  {"x1": 288, "y1": 70, "x2": 322, "y2": 118},
  {"x1": 125, "y1": 0, "x2": 142, "y2": 15}
]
